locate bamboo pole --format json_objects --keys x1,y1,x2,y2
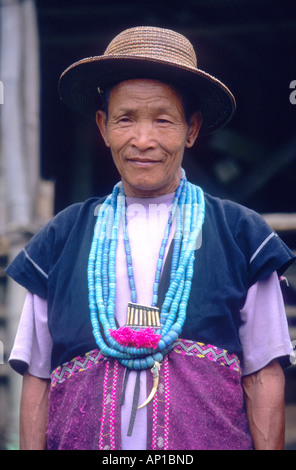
[{"x1": 0, "y1": 0, "x2": 41, "y2": 450}]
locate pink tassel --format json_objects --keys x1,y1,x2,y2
[{"x1": 110, "y1": 326, "x2": 161, "y2": 349}]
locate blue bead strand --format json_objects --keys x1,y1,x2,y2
[{"x1": 87, "y1": 179, "x2": 205, "y2": 369}]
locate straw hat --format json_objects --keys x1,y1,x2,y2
[{"x1": 59, "y1": 26, "x2": 236, "y2": 135}]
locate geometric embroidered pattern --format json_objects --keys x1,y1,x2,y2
[
  {"x1": 172, "y1": 339, "x2": 241, "y2": 374},
  {"x1": 51, "y1": 338, "x2": 240, "y2": 389},
  {"x1": 51, "y1": 349, "x2": 106, "y2": 387},
  {"x1": 51, "y1": 339, "x2": 240, "y2": 388}
]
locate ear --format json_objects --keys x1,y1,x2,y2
[
  {"x1": 185, "y1": 112, "x2": 203, "y2": 148},
  {"x1": 96, "y1": 110, "x2": 110, "y2": 147}
]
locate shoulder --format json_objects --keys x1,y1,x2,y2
[
  {"x1": 203, "y1": 193, "x2": 271, "y2": 249},
  {"x1": 204, "y1": 192, "x2": 273, "y2": 240},
  {"x1": 204, "y1": 193, "x2": 264, "y2": 225},
  {"x1": 38, "y1": 196, "x2": 106, "y2": 243},
  {"x1": 50, "y1": 196, "x2": 106, "y2": 228},
  {"x1": 202, "y1": 192, "x2": 295, "y2": 285}
]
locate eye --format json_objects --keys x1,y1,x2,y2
[
  {"x1": 115, "y1": 115, "x2": 133, "y2": 126},
  {"x1": 155, "y1": 118, "x2": 172, "y2": 125},
  {"x1": 119, "y1": 116, "x2": 132, "y2": 123}
]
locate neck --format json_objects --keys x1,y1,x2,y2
[{"x1": 122, "y1": 170, "x2": 183, "y2": 198}]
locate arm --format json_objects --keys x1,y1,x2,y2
[
  {"x1": 20, "y1": 371, "x2": 50, "y2": 450},
  {"x1": 243, "y1": 359, "x2": 285, "y2": 450}
]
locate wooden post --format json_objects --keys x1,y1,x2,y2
[{"x1": 0, "y1": 0, "x2": 41, "y2": 450}]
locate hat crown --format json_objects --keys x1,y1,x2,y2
[
  {"x1": 104, "y1": 26, "x2": 197, "y2": 70},
  {"x1": 59, "y1": 26, "x2": 236, "y2": 135}
]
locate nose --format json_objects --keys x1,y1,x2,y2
[{"x1": 131, "y1": 121, "x2": 156, "y2": 151}]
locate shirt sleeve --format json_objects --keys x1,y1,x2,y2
[
  {"x1": 239, "y1": 271, "x2": 293, "y2": 376},
  {"x1": 9, "y1": 292, "x2": 52, "y2": 379}
]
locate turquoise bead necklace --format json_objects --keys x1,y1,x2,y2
[{"x1": 87, "y1": 175, "x2": 205, "y2": 370}]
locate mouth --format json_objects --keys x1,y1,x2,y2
[{"x1": 126, "y1": 157, "x2": 162, "y2": 167}]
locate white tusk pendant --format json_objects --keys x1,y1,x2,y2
[{"x1": 137, "y1": 361, "x2": 161, "y2": 409}]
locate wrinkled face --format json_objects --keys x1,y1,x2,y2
[{"x1": 96, "y1": 79, "x2": 202, "y2": 197}]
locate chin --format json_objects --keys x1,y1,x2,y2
[{"x1": 124, "y1": 177, "x2": 163, "y2": 197}]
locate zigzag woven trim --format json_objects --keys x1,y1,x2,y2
[
  {"x1": 50, "y1": 338, "x2": 240, "y2": 387},
  {"x1": 51, "y1": 349, "x2": 106, "y2": 387},
  {"x1": 172, "y1": 339, "x2": 241, "y2": 373}
]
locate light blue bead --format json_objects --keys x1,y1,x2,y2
[
  {"x1": 158, "y1": 339, "x2": 166, "y2": 351},
  {"x1": 155, "y1": 271, "x2": 161, "y2": 282},
  {"x1": 157, "y1": 259, "x2": 163, "y2": 270},
  {"x1": 167, "y1": 330, "x2": 178, "y2": 342},
  {"x1": 162, "y1": 334, "x2": 172, "y2": 346},
  {"x1": 152, "y1": 294, "x2": 158, "y2": 305},
  {"x1": 145, "y1": 356, "x2": 155, "y2": 368},
  {"x1": 153, "y1": 352, "x2": 163, "y2": 363},
  {"x1": 136, "y1": 348, "x2": 144, "y2": 355},
  {"x1": 133, "y1": 359, "x2": 141, "y2": 370},
  {"x1": 139, "y1": 359, "x2": 148, "y2": 370},
  {"x1": 127, "y1": 360, "x2": 134, "y2": 369},
  {"x1": 171, "y1": 323, "x2": 182, "y2": 334}
]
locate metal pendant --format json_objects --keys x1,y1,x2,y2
[
  {"x1": 126, "y1": 302, "x2": 161, "y2": 329},
  {"x1": 138, "y1": 361, "x2": 161, "y2": 409},
  {"x1": 125, "y1": 303, "x2": 162, "y2": 408}
]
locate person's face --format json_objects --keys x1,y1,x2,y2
[{"x1": 96, "y1": 79, "x2": 202, "y2": 197}]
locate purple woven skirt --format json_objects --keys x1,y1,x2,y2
[{"x1": 47, "y1": 339, "x2": 253, "y2": 450}]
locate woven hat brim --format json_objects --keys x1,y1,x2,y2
[{"x1": 58, "y1": 55, "x2": 236, "y2": 136}]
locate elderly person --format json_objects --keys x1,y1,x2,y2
[{"x1": 7, "y1": 27, "x2": 295, "y2": 451}]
